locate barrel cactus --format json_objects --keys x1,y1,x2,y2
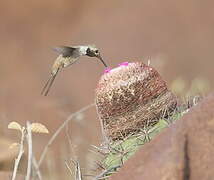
[{"x1": 95, "y1": 61, "x2": 177, "y2": 141}]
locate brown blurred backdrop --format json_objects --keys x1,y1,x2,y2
[{"x1": 0, "y1": 0, "x2": 213, "y2": 179}]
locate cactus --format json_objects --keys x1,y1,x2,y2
[
  {"x1": 93, "y1": 62, "x2": 202, "y2": 179},
  {"x1": 95, "y1": 62, "x2": 178, "y2": 141}
]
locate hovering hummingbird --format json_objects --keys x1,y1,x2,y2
[{"x1": 41, "y1": 45, "x2": 108, "y2": 96}]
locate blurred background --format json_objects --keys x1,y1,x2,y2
[{"x1": 0, "y1": 0, "x2": 213, "y2": 179}]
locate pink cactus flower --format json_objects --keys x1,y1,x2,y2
[
  {"x1": 104, "y1": 67, "x2": 111, "y2": 73},
  {"x1": 119, "y1": 62, "x2": 129, "y2": 67}
]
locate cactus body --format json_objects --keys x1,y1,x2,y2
[{"x1": 96, "y1": 62, "x2": 177, "y2": 141}]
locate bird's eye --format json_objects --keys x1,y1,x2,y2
[{"x1": 95, "y1": 50, "x2": 99, "y2": 53}]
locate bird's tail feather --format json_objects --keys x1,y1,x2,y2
[{"x1": 41, "y1": 68, "x2": 60, "y2": 96}]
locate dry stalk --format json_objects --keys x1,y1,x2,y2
[
  {"x1": 94, "y1": 165, "x2": 121, "y2": 180},
  {"x1": 73, "y1": 160, "x2": 82, "y2": 180},
  {"x1": 26, "y1": 121, "x2": 33, "y2": 180},
  {"x1": 11, "y1": 127, "x2": 25, "y2": 180},
  {"x1": 38, "y1": 103, "x2": 95, "y2": 167},
  {"x1": 32, "y1": 156, "x2": 42, "y2": 180}
]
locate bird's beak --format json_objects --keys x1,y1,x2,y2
[{"x1": 97, "y1": 54, "x2": 108, "y2": 68}]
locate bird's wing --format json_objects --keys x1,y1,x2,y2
[{"x1": 52, "y1": 46, "x2": 76, "y2": 57}]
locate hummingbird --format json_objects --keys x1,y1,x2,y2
[{"x1": 41, "y1": 45, "x2": 108, "y2": 96}]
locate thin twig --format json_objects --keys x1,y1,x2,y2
[
  {"x1": 96, "y1": 109, "x2": 109, "y2": 145},
  {"x1": 26, "y1": 121, "x2": 33, "y2": 180},
  {"x1": 65, "y1": 160, "x2": 73, "y2": 177},
  {"x1": 91, "y1": 145, "x2": 107, "y2": 155},
  {"x1": 94, "y1": 165, "x2": 121, "y2": 180},
  {"x1": 38, "y1": 103, "x2": 95, "y2": 167},
  {"x1": 65, "y1": 123, "x2": 74, "y2": 157},
  {"x1": 32, "y1": 156, "x2": 42, "y2": 180},
  {"x1": 72, "y1": 159, "x2": 82, "y2": 180},
  {"x1": 11, "y1": 127, "x2": 26, "y2": 180}
]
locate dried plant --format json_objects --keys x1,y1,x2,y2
[{"x1": 8, "y1": 121, "x2": 49, "y2": 180}]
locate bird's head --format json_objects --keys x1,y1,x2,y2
[
  {"x1": 86, "y1": 45, "x2": 108, "y2": 67},
  {"x1": 86, "y1": 45, "x2": 100, "y2": 57}
]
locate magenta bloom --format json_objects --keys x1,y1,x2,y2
[
  {"x1": 119, "y1": 62, "x2": 129, "y2": 67},
  {"x1": 104, "y1": 67, "x2": 111, "y2": 73}
]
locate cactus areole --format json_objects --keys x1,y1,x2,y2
[{"x1": 95, "y1": 62, "x2": 177, "y2": 141}]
